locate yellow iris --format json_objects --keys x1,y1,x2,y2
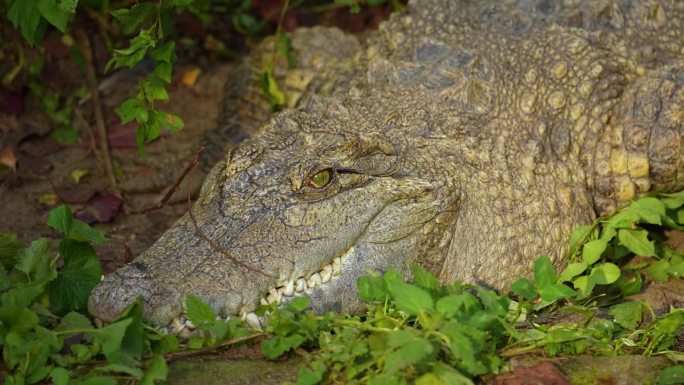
[{"x1": 309, "y1": 169, "x2": 332, "y2": 188}]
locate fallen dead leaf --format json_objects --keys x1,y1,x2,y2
[
  {"x1": 0, "y1": 147, "x2": 17, "y2": 171},
  {"x1": 71, "y1": 168, "x2": 89, "y2": 183},
  {"x1": 485, "y1": 362, "x2": 572, "y2": 385},
  {"x1": 180, "y1": 67, "x2": 202, "y2": 87},
  {"x1": 38, "y1": 193, "x2": 60, "y2": 206},
  {"x1": 54, "y1": 184, "x2": 97, "y2": 204}
]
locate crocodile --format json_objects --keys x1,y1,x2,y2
[{"x1": 89, "y1": 0, "x2": 684, "y2": 328}]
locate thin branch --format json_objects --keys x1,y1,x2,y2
[
  {"x1": 129, "y1": 146, "x2": 205, "y2": 214},
  {"x1": 186, "y1": 176, "x2": 272, "y2": 278},
  {"x1": 164, "y1": 333, "x2": 264, "y2": 362},
  {"x1": 75, "y1": 28, "x2": 120, "y2": 198}
]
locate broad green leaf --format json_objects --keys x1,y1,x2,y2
[
  {"x1": 559, "y1": 262, "x2": 588, "y2": 282},
  {"x1": 357, "y1": 275, "x2": 388, "y2": 302},
  {"x1": 609, "y1": 302, "x2": 643, "y2": 329},
  {"x1": 606, "y1": 210, "x2": 640, "y2": 229},
  {"x1": 657, "y1": 365, "x2": 684, "y2": 385},
  {"x1": 111, "y1": 3, "x2": 157, "y2": 34},
  {"x1": 618, "y1": 229, "x2": 655, "y2": 257},
  {"x1": 432, "y1": 362, "x2": 473, "y2": 385},
  {"x1": 95, "y1": 318, "x2": 133, "y2": 363},
  {"x1": 57, "y1": 311, "x2": 93, "y2": 331},
  {"x1": 533, "y1": 256, "x2": 558, "y2": 289},
  {"x1": 645, "y1": 259, "x2": 671, "y2": 282},
  {"x1": 97, "y1": 363, "x2": 144, "y2": 378},
  {"x1": 630, "y1": 197, "x2": 666, "y2": 225},
  {"x1": 116, "y1": 98, "x2": 147, "y2": 124},
  {"x1": 435, "y1": 293, "x2": 480, "y2": 317},
  {"x1": 662, "y1": 197, "x2": 684, "y2": 210},
  {"x1": 50, "y1": 367, "x2": 69, "y2": 385},
  {"x1": 15, "y1": 238, "x2": 51, "y2": 276},
  {"x1": 538, "y1": 283, "x2": 576, "y2": 303},
  {"x1": 415, "y1": 373, "x2": 445, "y2": 385},
  {"x1": 141, "y1": 355, "x2": 168, "y2": 385},
  {"x1": 589, "y1": 263, "x2": 621, "y2": 285},
  {"x1": 7, "y1": 0, "x2": 47, "y2": 46},
  {"x1": 150, "y1": 110, "x2": 184, "y2": 132},
  {"x1": 0, "y1": 307, "x2": 39, "y2": 332},
  {"x1": 143, "y1": 79, "x2": 169, "y2": 102},
  {"x1": 185, "y1": 294, "x2": 216, "y2": 326},
  {"x1": 154, "y1": 62, "x2": 173, "y2": 83},
  {"x1": 0, "y1": 232, "x2": 23, "y2": 270},
  {"x1": 567, "y1": 225, "x2": 594, "y2": 251},
  {"x1": 572, "y1": 275, "x2": 595, "y2": 298},
  {"x1": 411, "y1": 265, "x2": 440, "y2": 292},
  {"x1": 259, "y1": 70, "x2": 285, "y2": 108},
  {"x1": 510, "y1": 278, "x2": 537, "y2": 300},
  {"x1": 388, "y1": 281, "x2": 434, "y2": 315},
  {"x1": 385, "y1": 330, "x2": 433, "y2": 374},
  {"x1": 47, "y1": 204, "x2": 73, "y2": 236},
  {"x1": 582, "y1": 238, "x2": 607, "y2": 265},
  {"x1": 1, "y1": 283, "x2": 46, "y2": 308},
  {"x1": 49, "y1": 240, "x2": 102, "y2": 314},
  {"x1": 36, "y1": 0, "x2": 73, "y2": 32},
  {"x1": 117, "y1": 300, "x2": 145, "y2": 359},
  {"x1": 152, "y1": 41, "x2": 176, "y2": 63},
  {"x1": 80, "y1": 376, "x2": 118, "y2": 385},
  {"x1": 261, "y1": 334, "x2": 306, "y2": 359},
  {"x1": 70, "y1": 220, "x2": 106, "y2": 244},
  {"x1": 286, "y1": 296, "x2": 309, "y2": 313}
]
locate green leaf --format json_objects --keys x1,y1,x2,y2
[
  {"x1": 559, "y1": 262, "x2": 588, "y2": 282},
  {"x1": 152, "y1": 41, "x2": 176, "y2": 63},
  {"x1": 0, "y1": 232, "x2": 24, "y2": 270},
  {"x1": 154, "y1": 62, "x2": 173, "y2": 83},
  {"x1": 49, "y1": 240, "x2": 102, "y2": 314},
  {"x1": 411, "y1": 265, "x2": 440, "y2": 292},
  {"x1": 432, "y1": 362, "x2": 473, "y2": 385},
  {"x1": 143, "y1": 78, "x2": 169, "y2": 102},
  {"x1": 567, "y1": 225, "x2": 594, "y2": 252},
  {"x1": 645, "y1": 259, "x2": 671, "y2": 282},
  {"x1": 415, "y1": 373, "x2": 445, "y2": 385},
  {"x1": 261, "y1": 334, "x2": 306, "y2": 359},
  {"x1": 15, "y1": 238, "x2": 51, "y2": 276},
  {"x1": 7, "y1": 0, "x2": 48, "y2": 46},
  {"x1": 46, "y1": 204, "x2": 73, "y2": 235},
  {"x1": 57, "y1": 311, "x2": 93, "y2": 331},
  {"x1": 259, "y1": 70, "x2": 285, "y2": 108},
  {"x1": 116, "y1": 98, "x2": 147, "y2": 124},
  {"x1": 588, "y1": 263, "x2": 621, "y2": 285},
  {"x1": 630, "y1": 197, "x2": 666, "y2": 225},
  {"x1": 141, "y1": 355, "x2": 168, "y2": 385},
  {"x1": 286, "y1": 296, "x2": 309, "y2": 313},
  {"x1": 1, "y1": 283, "x2": 46, "y2": 308},
  {"x1": 510, "y1": 278, "x2": 537, "y2": 300},
  {"x1": 50, "y1": 367, "x2": 69, "y2": 385},
  {"x1": 70, "y1": 220, "x2": 106, "y2": 244},
  {"x1": 357, "y1": 275, "x2": 388, "y2": 302},
  {"x1": 572, "y1": 275, "x2": 595, "y2": 298},
  {"x1": 618, "y1": 229, "x2": 655, "y2": 257},
  {"x1": 435, "y1": 293, "x2": 480, "y2": 317},
  {"x1": 657, "y1": 365, "x2": 684, "y2": 385},
  {"x1": 582, "y1": 239, "x2": 607, "y2": 265},
  {"x1": 95, "y1": 318, "x2": 133, "y2": 363},
  {"x1": 36, "y1": 0, "x2": 73, "y2": 33},
  {"x1": 384, "y1": 330, "x2": 433, "y2": 374},
  {"x1": 533, "y1": 256, "x2": 558, "y2": 289},
  {"x1": 150, "y1": 110, "x2": 184, "y2": 132},
  {"x1": 185, "y1": 294, "x2": 216, "y2": 326},
  {"x1": 388, "y1": 281, "x2": 434, "y2": 315},
  {"x1": 80, "y1": 376, "x2": 118, "y2": 385},
  {"x1": 97, "y1": 363, "x2": 144, "y2": 378},
  {"x1": 609, "y1": 302, "x2": 643, "y2": 329},
  {"x1": 538, "y1": 283, "x2": 576, "y2": 303},
  {"x1": 111, "y1": 3, "x2": 157, "y2": 34}
]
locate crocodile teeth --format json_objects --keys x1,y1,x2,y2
[
  {"x1": 320, "y1": 265, "x2": 332, "y2": 283},
  {"x1": 242, "y1": 312, "x2": 262, "y2": 330},
  {"x1": 295, "y1": 278, "x2": 307, "y2": 292},
  {"x1": 283, "y1": 280, "x2": 295, "y2": 296},
  {"x1": 307, "y1": 273, "x2": 322, "y2": 287},
  {"x1": 332, "y1": 257, "x2": 341, "y2": 276},
  {"x1": 267, "y1": 288, "x2": 281, "y2": 304}
]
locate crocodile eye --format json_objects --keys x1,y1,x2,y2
[{"x1": 309, "y1": 169, "x2": 332, "y2": 189}]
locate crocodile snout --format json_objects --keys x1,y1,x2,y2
[{"x1": 88, "y1": 261, "x2": 182, "y2": 325}]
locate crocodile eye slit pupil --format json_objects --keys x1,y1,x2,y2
[{"x1": 309, "y1": 169, "x2": 332, "y2": 189}]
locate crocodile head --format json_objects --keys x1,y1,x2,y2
[{"x1": 88, "y1": 100, "x2": 460, "y2": 327}]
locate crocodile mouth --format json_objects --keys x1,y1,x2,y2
[{"x1": 156, "y1": 246, "x2": 353, "y2": 336}]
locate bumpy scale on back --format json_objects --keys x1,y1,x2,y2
[{"x1": 89, "y1": 0, "x2": 684, "y2": 327}]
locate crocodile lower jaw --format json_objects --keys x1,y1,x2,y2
[{"x1": 162, "y1": 246, "x2": 354, "y2": 335}]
